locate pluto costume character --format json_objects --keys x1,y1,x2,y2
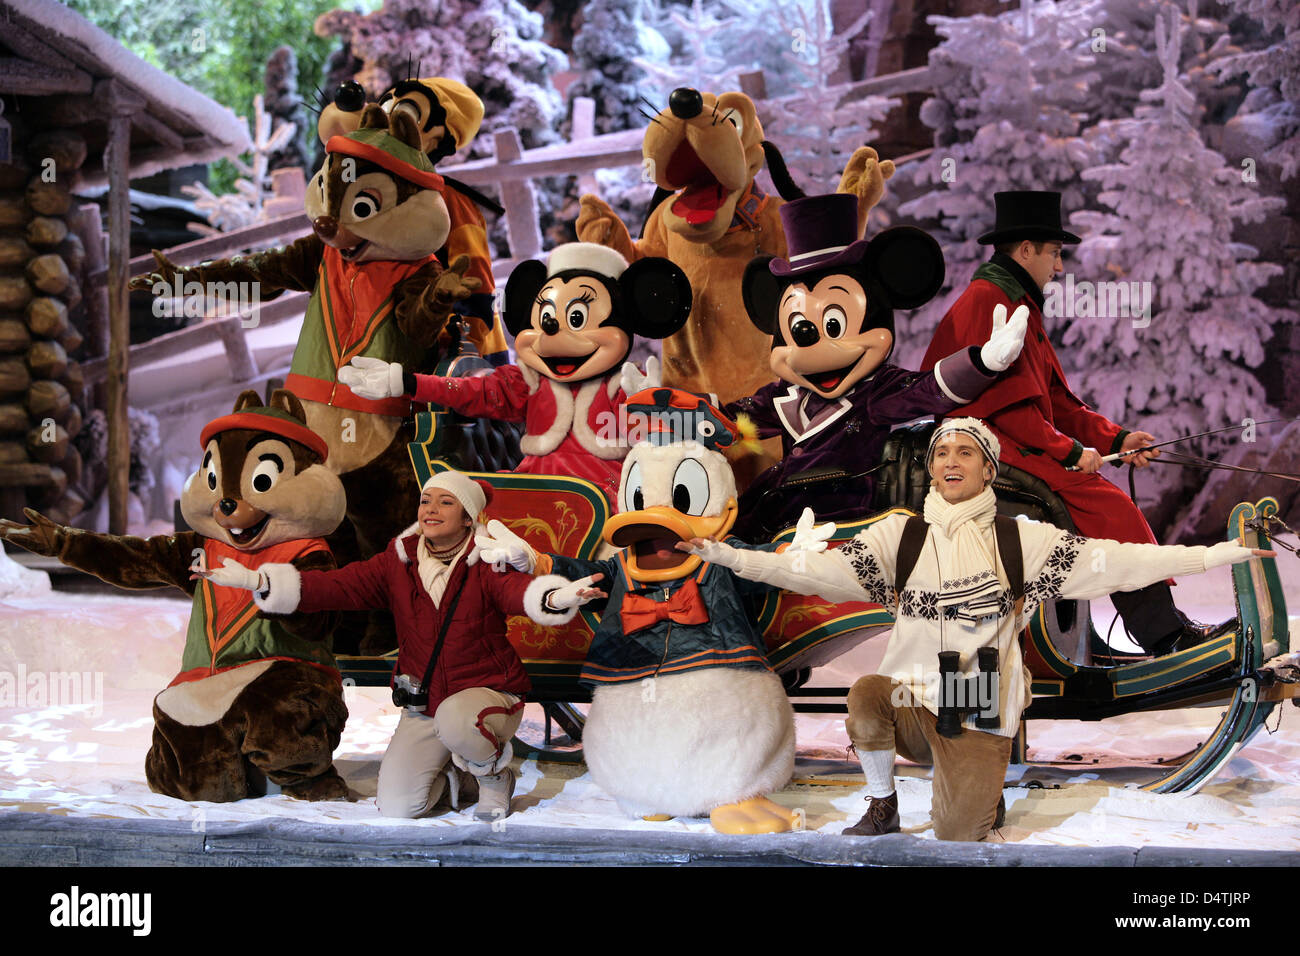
[
  {"x1": 0, "y1": 391, "x2": 350, "y2": 802},
  {"x1": 486, "y1": 389, "x2": 799, "y2": 833},
  {"x1": 577, "y1": 88, "x2": 893, "y2": 412},
  {"x1": 132, "y1": 105, "x2": 481, "y2": 589}
]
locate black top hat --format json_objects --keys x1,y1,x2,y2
[{"x1": 977, "y1": 190, "x2": 1080, "y2": 245}]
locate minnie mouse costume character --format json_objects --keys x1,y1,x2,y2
[
  {"x1": 340, "y1": 243, "x2": 692, "y2": 502},
  {"x1": 726, "y1": 194, "x2": 1029, "y2": 541}
]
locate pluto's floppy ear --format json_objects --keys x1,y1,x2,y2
[
  {"x1": 503, "y1": 259, "x2": 549, "y2": 337},
  {"x1": 863, "y1": 226, "x2": 945, "y2": 310},
  {"x1": 741, "y1": 254, "x2": 783, "y2": 335},
  {"x1": 232, "y1": 390, "x2": 263, "y2": 413},
  {"x1": 619, "y1": 257, "x2": 692, "y2": 340},
  {"x1": 268, "y1": 389, "x2": 308, "y2": 424}
]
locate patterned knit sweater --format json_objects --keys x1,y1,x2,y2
[{"x1": 723, "y1": 514, "x2": 1221, "y2": 738}]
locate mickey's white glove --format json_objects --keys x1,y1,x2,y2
[
  {"x1": 470, "y1": 519, "x2": 536, "y2": 572},
  {"x1": 979, "y1": 304, "x2": 1029, "y2": 373},
  {"x1": 198, "y1": 557, "x2": 267, "y2": 592},
  {"x1": 339, "y1": 356, "x2": 405, "y2": 400},
  {"x1": 789, "y1": 507, "x2": 836, "y2": 553},
  {"x1": 677, "y1": 537, "x2": 745, "y2": 571},
  {"x1": 542, "y1": 574, "x2": 606, "y2": 611},
  {"x1": 1202, "y1": 540, "x2": 1264, "y2": 571},
  {"x1": 619, "y1": 354, "x2": 661, "y2": 396}
]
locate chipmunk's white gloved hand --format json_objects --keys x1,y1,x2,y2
[{"x1": 339, "y1": 356, "x2": 405, "y2": 400}]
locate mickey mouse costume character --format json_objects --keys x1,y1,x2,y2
[
  {"x1": 726, "y1": 193, "x2": 1030, "y2": 541},
  {"x1": 340, "y1": 243, "x2": 692, "y2": 503},
  {"x1": 921, "y1": 191, "x2": 1215, "y2": 655}
]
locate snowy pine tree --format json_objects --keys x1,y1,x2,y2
[
  {"x1": 894, "y1": 0, "x2": 1101, "y2": 368},
  {"x1": 635, "y1": 0, "x2": 743, "y2": 95},
  {"x1": 761, "y1": 0, "x2": 895, "y2": 195},
  {"x1": 1066, "y1": 8, "x2": 1295, "y2": 508},
  {"x1": 1211, "y1": 0, "x2": 1300, "y2": 179},
  {"x1": 566, "y1": 0, "x2": 667, "y2": 135},
  {"x1": 314, "y1": 0, "x2": 567, "y2": 154}
]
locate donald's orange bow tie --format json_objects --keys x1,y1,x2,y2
[{"x1": 620, "y1": 577, "x2": 711, "y2": 634}]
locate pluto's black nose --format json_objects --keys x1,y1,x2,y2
[{"x1": 669, "y1": 88, "x2": 704, "y2": 120}]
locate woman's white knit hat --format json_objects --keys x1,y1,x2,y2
[
  {"x1": 421, "y1": 470, "x2": 491, "y2": 521},
  {"x1": 927, "y1": 417, "x2": 1001, "y2": 470}
]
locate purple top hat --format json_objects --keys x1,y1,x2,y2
[{"x1": 769, "y1": 194, "x2": 870, "y2": 277}]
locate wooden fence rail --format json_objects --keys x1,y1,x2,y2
[{"x1": 110, "y1": 69, "x2": 935, "y2": 403}]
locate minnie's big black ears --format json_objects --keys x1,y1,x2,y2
[
  {"x1": 619, "y1": 257, "x2": 692, "y2": 340},
  {"x1": 741, "y1": 254, "x2": 783, "y2": 334},
  {"x1": 503, "y1": 259, "x2": 549, "y2": 337},
  {"x1": 862, "y1": 226, "x2": 945, "y2": 310}
]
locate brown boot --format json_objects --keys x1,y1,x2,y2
[{"x1": 843, "y1": 792, "x2": 900, "y2": 836}]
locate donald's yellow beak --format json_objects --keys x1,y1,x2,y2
[{"x1": 603, "y1": 499, "x2": 738, "y2": 582}]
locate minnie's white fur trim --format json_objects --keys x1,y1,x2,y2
[
  {"x1": 516, "y1": 360, "x2": 543, "y2": 394},
  {"x1": 252, "y1": 562, "x2": 303, "y2": 615},
  {"x1": 519, "y1": 378, "x2": 575, "y2": 457},
  {"x1": 523, "y1": 574, "x2": 580, "y2": 627},
  {"x1": 547, "y1": 242, "x2": 628, "y2": 281},
  {"x1": 570, "y1": 376, "x2": 625, "y2": 460}
]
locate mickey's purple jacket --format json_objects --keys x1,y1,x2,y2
[{"x1": 725, "y1": 347, "x2": 996, "y2": 541}]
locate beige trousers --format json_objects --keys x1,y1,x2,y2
[
  {"x1": 376, "y1": 687, "x2": 523, "y2": 819},
  {"x1": 846, "y1": 674, "x2": 1012, "y2": 842}
]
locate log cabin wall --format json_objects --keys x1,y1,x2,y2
[{"x1": 0, "y1": 101, "x2": 90, "y2": 523}]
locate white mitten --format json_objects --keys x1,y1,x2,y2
[
  {"x1": 979, "y1": 304, "x2": 1030, "y2": 373},
  {"x1": 202, "y1": 557, "x2": 267, "y2": 592},
  {"x1": 1202, "y1": 540, "x2": 1261, "y2": 571},
  {"x1": 678, "y1": 537, "x2": 745, "y2": 571},
  {"x1": 789, "y1": 507, "x2": 836, "y2": 553},
  {"x1": 339, "y1": 356, "x2": 405, "y2": 400},
  {"x1": 473, "y1": 519, "x2": 536, "y2": 572},
  {"x1": 542, "y1": 574, "x2": 606, "y2": 611},
  {"x1": 619, "y1": 354, "x2": 661, "y2": 396}
]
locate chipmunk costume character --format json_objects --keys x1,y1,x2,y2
[
  {"x1": 0, "y1": 391, "x2": 350, "y2": 803},
  {"x1": 132, "y1": 105, "x2": 481, "y2": 585}
]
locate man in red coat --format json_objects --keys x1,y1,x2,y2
[{"x1": 921, "y1": 191, "x2": 1213, "y2": 656}]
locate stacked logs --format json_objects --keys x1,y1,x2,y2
[{"x1": 0, "y1": 126, "x2": 91, "y2": 524}]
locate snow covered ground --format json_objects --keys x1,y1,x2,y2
[{"x1": 1, "y1": 545, "x2": 1297, "y2": 853}]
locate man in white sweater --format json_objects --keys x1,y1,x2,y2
[{"x1": 679, "y1": 417, "x2": 1269, "y2": 841}]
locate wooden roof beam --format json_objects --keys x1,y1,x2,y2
[{"x1": 0, "y1": 57, "x2": 92, "y2": 95}]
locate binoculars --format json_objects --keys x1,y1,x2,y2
[{"x1": 935, "y1": 647, "x2": 1000, "y2": 738}]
